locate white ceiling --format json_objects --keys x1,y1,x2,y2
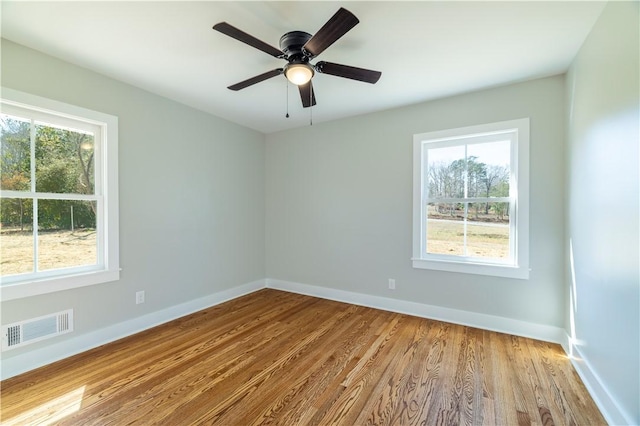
[{"x1": 1, "y1": 1, "x2": 606, "y2": 134}]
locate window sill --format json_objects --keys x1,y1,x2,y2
[
  {"x1": 1, "y1": 269, "x2": 120, "y2": 301},
  {"x1": 412, "y1": 258, "x2": 529, "y2": 280}
]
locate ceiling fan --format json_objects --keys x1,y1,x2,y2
[{"x1": 213, "y1": 7, "x2": 382, "y2": 108}]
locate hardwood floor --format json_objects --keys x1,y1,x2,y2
[{"x1": 1, "y1": 289, "x2": 605, "y2": 425}]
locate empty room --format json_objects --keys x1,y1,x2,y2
[{"x1": 0, "y1": 1, "x2": 638, "y2": 425}]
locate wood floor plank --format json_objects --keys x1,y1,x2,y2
[
  {"x1": 406, "y1": 320, "x2": 451, "y2": 425},
  {"x1": 361, "y1": 318, "x2": 434, "y2": 425},
  {"x1": 316, "y1": 315, "x2": 405, "y2": 425},
  {"x1": 215, "y1": 304, "x2": 363, "y2": 424},
  {"x1": 248, "y1": 310, "x2": 381, "y2": 425},
  {"x1": 480, "y1": 329, "x2": 498, "y2": 426},
  {"x1": 352, "y1": 321, "x2": 420, "y2": 425},
  {"x1": 2, "y1": 288, "x2": 303, "y2": 407},
  {"x1": 56, "y1": 292, "x2": 319, "y2": 425},
  {"x1": 424, "y1": 319, "x2": 463, "y2": 426},
  {"x1": 0, "y1": 289, "x2": 607, "y2": 425}
]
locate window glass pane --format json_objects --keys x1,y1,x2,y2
[
  {"x1": 35, "y1": 124, "x2": 95, "y2": 194},
  {"x1": 37, "y1": 199, "x2": 97, "y2": 271},
  {"x1": 467, "y1": 140, "x2": 510, "y2": 198},
  {"x1": 466, "y1": 202, "x2": 510, "y2": 259},
  {"x1": 1, "y1": 114, "x2": 31, "y2": 191},
  {"x1": 426, "y1": 202, "x2": 464, "y2": 255},
  {"x1": 0, "y1": 198, "x2": 34, "y2": 275},
  {"x1": 427, "y1": 145, "x2": 465, "y2": 198}
]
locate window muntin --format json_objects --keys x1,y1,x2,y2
[
  {"x1": 1, "y1": 89, "x2": 119, "y2": 299},
  {"x1": 412, "y1": 119, "x2": 529, "y2": 279}
]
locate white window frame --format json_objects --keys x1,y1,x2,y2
[
  {"x1": 412, "y1": 118, "x2": 529, "y2": 279},
  {"x1": 0, "y1": 88, "x2": 119, "y2": 300}
]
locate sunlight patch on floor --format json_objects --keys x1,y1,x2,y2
[{"x1": 3, "y1": 386, "x2": 86, "y2": 425}]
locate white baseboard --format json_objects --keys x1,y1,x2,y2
[
  {"x1": 266, "y1": 278, "x2": 565, "y2": 344},
  {"x1": 4, "y1": 277, "x2": 630, "y2": 426},
  {"x1": 268, "y1": 279, "x2": 637, "y2": 424},
  {"x1": 562, "y1": 336, "x2": 635, "y2": 426},
  {"x1": 0, "y1": 279, "x2": 265, "y2": 380}
]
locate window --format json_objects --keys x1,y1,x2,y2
[
  {"x1": 412, "y1": 118, "x2": 529, "y2": 279},
  {"x1": 1, "y1": 88, "x2": 119, "y2": 300}
]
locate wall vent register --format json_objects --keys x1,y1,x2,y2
[{"x1": 1, "y1": 309, "x2": 73, "y2": 351}]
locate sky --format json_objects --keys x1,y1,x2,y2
[{"x1": 427, "y1": 139, "x2": 511, "y2": 168}]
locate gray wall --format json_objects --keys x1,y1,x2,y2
[
  {"x1": 1, "y1": 40, "x2": 266, "y2": 359},
  {"x1": 565, "y1": 2, "x2": 639, "y2": 423},
  {"x1": 3, "y1": 5, "x2": 638, "y2": 419},
  {"x1": 266, "y1": 75, "x2": 566, "y2": 328}
]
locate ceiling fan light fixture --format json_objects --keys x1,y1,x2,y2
[{"x1": 285, "y1": 63, "x2": 314, "y2": 86}]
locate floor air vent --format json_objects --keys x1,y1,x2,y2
[{"x1": 2, "y1": 309, "x2": 73, "y2": 351}]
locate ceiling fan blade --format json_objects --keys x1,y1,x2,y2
[
  {"x1": 315, "y1": 61, "x2": 381, "y2": 84},
  {"x1": 213, "y1": 22, "x2": 284, "y2": 58},
  {"x1": 298, "y1": 81, "x2": 317, "y2": 108},
  {"x1": 228, "y1": 69, "x2": 284, "y2": 91},
  {"x1": 303, "y1": 8, "x2": 359, "y2": 58}
]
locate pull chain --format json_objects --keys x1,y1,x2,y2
[
  {"x1": 309, "y1": 84, "x2": 313, "y2": 126},
  {"x1": 285, "y1": 80, "x2": 290, "y2": 118}
]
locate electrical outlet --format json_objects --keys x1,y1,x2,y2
[
  {"x1": 388, "y1": 279, "x2": 396, "y2": 290},
  {"x1": 136, "y1": 291, "x2": 145, "y2": 304}
]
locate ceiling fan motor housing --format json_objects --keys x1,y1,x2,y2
[{"x1": 279, "y1": 31, "x2": 313, "y2": 63}]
